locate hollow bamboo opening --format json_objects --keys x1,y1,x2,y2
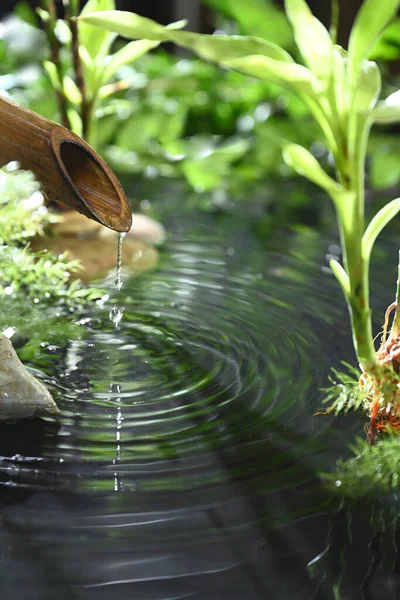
[{"x1": 51, "y1": 128, "x2": 132, "y2": 232}]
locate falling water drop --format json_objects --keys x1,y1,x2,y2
[
  {"x1": 114, "y1": 232, "x2": 126, "y2": 292},
  {"x1": 109, "y1": 305, "x2": 125, "y2": 328},
  {"x1": 109, "y1": 232, "x2": 126, "y2": 328}
]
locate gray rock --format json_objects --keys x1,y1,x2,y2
[{"x1": 0, "y1": 334, "x2": 59, "y2": 421}]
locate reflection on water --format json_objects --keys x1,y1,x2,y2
[{"x1": 0, "y1": 189, "x2": 399, "y2": 599}]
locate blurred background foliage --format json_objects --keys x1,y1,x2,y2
[{"x1": 0, "y1": 0, "x2": 400, "y2": 211}]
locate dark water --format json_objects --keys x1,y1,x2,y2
[{"x1": 1, "y1": 186, "x2": 400, "y2": 600}]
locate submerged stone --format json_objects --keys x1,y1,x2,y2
[
  {"x1": 31, "y1": 210, "x2": 161, "y2": 282},
  {"x1": 0, "y1": 334, "x2": 59, "y2": 421}
]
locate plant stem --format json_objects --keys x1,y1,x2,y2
[
  {"x1": 337, "y1": 130, "x2": 378, "y2": 374},
  {"x1": 64, "y1": 0, "x2": 91, "y2": 139},
  {"x1": 330, "y1": 0, "x2": 340, "y2": 44},
  {"x1": 391, "y1": 250, "x2": 400, "y2": 337},
  {"x1": 42, "y1": 0, "x2": 71, "y2": 129}
]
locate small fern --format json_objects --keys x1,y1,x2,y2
[
  {"x1": 324, "y1": 435, "x2": 400, "y2": 497},
  {"x1": 320, "y1": 363, "x2": 367, "y2": 415}
]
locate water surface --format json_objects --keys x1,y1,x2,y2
[{"x1": 0, "y1": 185, "x2": 399, "y2": 599}]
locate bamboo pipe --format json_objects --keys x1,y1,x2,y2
[{"x1": 0, "y1": 94, "x2": 132, "y2": 232}]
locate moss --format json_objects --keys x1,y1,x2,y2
[{"x1": 0, "y1": 164, "x2": 102, "y2": 309}]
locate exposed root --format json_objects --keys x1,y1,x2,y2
[
  {"x1": 360, "y1": 304, "x2": 400, "y2": 444},
  {"x1": 319, "y1": 304, "x2": 400, "y2": 443}
]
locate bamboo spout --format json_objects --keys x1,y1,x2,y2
[{"x1": 0, "y1": 94, "x2": 132, "y2": 232}]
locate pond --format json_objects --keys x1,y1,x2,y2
[{"x1": 0, "y1": 182, "x2": 399, "y2": 600}]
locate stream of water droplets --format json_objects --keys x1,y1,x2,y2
[{"x1": 109, "y1": 232, "x2": 125, "y2": 328}]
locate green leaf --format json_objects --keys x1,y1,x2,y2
[
  {"x1": 78, "y1": 11, "x2": 292, "y2": 60},
  {"x1": 67, "y1": 108, "x2": 83, "y2": 136},
  {"x1": 348, "y1": 61, "x2": 381, "y2": 174},
  {"x1": 330, "y1": 259, "x2": 350, "y2": 297},
  {"x1": 282, "y1": 143, "x2": 343, "y2": 199},
  {"x1": 331, "y1": 45, "x2": 349, "y2": 121},
  {"x1": 80, "y1": 0, "x2": 116, "y2": 16},
  {"x1": 79, "y1": 0, "x2": 116, "y2": 60},
  {"x1": 353, "y1": 60, "x2": 381, "y2": 114},
  {"x1": 54, "y1": 18, "x2": 71, "y2": 45},
  {"x1": 369, "y1": 18, "x2": 400, "y2": 61},
  {"x1": 284, "y1": 0, "x2": 333, "y2": 82},
  {"x1": 348, "y1": 0, "x2": 400, "y2": 84},
  {"x1": 36, "y1": 7, "x2": 49, "y2": 23},
  {"x1": 43, "y1": 60, "x2": 60, "y2": 90},
  {"x1": 16, "y1": 1, "x2": 39, "y2": 26},
  {"x1": 78, "y1": 11, "x2": 186, "y2": 42},
  {"x1": 78, "y1": 11, "x2": 319, "y2": 96},
  {"x1": 372, "y1": 91, "x2": 400, "y2": 124},
  {"x1": 223, "y1": 54, "x2": 316, "y2": 94},
  {"x1": 362, "y1": 198, "x2": 400, "y2": 260},
  {"x1": 103, "y1": 39, "x2": 160, "y2": 82},
  {"x1": 63, "y1": 75, "x2": 82, "y2": 105},
  {"x1": 282, "y1": 144, "x2": 355, "y2": 234}
]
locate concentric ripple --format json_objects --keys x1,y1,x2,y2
[{"x1": 0, "y1": 204, "x2": 383, "y2": 598}]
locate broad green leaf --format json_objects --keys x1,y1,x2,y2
[
  {"x1": 283, "y1": 144, "x2": 355, "y2": 231},
  {"x1": 348, "y1": 0, "x2": 400, "y2": 84},
  {"x1": 103, "y1": 39, "x2": 160, "y2": 82},
  {"x1": 78, "y1": 10, "x2": 321, "y2": 97},
  {"x1": 15, "y1": 1, "x2": 40, "y2": 27},
  {"x1": 169, "y1": 31, "x2": 293, "y2": 63},
  {"x1": 284, "y1": 0, "x2": 333, "y2": 82},
  {"x1": 79, "y1": 0, "x2": 116, "y2": 60},
  {"x1": 348, "y1": 61, "x2": 381, "y2": 190},
  {"x1": 372, "y1": 91, "x2": 400, "y2": 124},
  {"x1": 352, "y1": 61, "x2": 381, "y2": 115},
  {"x1": 362, "y1": 198, "x2": 400, "y2": 260},
  {"x1": 80, "y1": 0, "x2": 116, "y2": 16},
  {"x1": 78, "y1": 11, "x2": 186, "y2": 42},
  {"x1": 330, "y1": 259, "x2": 350, "y2": 297},
  {"x1": 282, "y1": 143, "x2": 342, "y2": 197},
  {"x1": 78, "y1": 11, "x2": 293, "y2": 62},
  {"x1": 370, "y1": 18, "x2": 400, "y2": 61},
  {"x1": 331, "y1": 45, "x2": 348, "y2": 121},
  {"x1": 224, "y1": 55, "x2": 316, "y2": 94}
]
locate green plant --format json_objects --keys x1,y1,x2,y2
[
  {"x1": 0, "y1": 165, "x2": 101, "y2": 308},
  {"x1": 0, "y1": 2, "x2": 323, "y2": 201},
  {"x1": 36, "y1": 0, "x2": 186, "y2": 145},
  {"x1": 78, "y1": 0, "x2": 400, "y2": 435},
  {"x1": 324, "y1": 435, "x2": 400, "y2": 496}
]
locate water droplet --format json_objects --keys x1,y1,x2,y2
[
  {"x1": 109, "y1": 305, "x2": 124, "y2": 328},
  {"x1": 6, "y1": 160, "x2": 20, "y2": 172},
  {"x1": 114, "y1": 232, "x2": 126, "y2": 292}
]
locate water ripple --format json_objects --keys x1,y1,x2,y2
[{"x1": 0, "y1": 223, "x2": 368, "y2": 598}]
